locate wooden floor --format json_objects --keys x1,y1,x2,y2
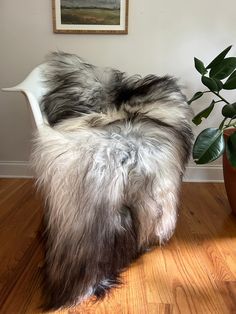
[{"x1": 0, "y1": 179, "x2": 236, "y2": 314}]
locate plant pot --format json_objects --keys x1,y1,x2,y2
[{"x1": 223, "y1": 128, "x2": 236, "y2": 214}]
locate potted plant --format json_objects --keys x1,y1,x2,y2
[{"x1": 188, "y1": 45, "x2": 236, "y2": 213}]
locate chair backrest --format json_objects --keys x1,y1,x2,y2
[{"x1": 2, "y1": 64, "x2": 49, "y2": 129}]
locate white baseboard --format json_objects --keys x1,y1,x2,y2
[
  {"x1": 0, "y1": 161, "x2": 224, "y2": 182},
  {"x1": 184, "y1": 165, "x2": 223, "y2": 182},
  {"x1": 0, "y1": 161, "x2": 33, "y2": 178}
]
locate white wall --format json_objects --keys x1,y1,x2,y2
[{"x1": 0, "y1": 0, "x2": 235, "y2": 179}]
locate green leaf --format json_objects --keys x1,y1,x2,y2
[
  {"x1": 226, "y1": 131, "x2": 236, "y2": 168},
  {"x1": 193, "y1": 128, "x2": 225, "y2": 164},
  {"x1": 206, "y1": 45, "x2": 232, "y2": 69},
  {"x1": 223, "y1": 70, "x2": 236, "y2": 89},
  {"x1": 222, "y1": 103, "x2": 236, "y2": 118},
  {"x1": 201, "y1": 76, "x2": 219, "y2": 92},
  {"x1": 214, "y1": 79, "x2": 224, "y2": 91},
  {"x1": 194, "y1": 57, "x2": 207, "y2": 75},
  {"x1": 187, "y1": 91, "x2": 204, "y2": 105},
  {"x1": 209, "y1": 57, "x2": 236, "y2": 80},
  {"x1": 192, "y1": 100, "x2": 215, "y2": 126}
]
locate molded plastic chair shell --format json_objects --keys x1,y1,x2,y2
[{"x1": 2, "y1": 64, "x2": 49, "y2": 129}]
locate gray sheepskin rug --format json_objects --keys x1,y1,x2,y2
[{"x1": 31, "y1": 52, "x2": 193, "y2": 310}]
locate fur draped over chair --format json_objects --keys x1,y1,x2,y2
[{"x1": 31, "y1": 52, "x2": 193, "y2": 310}]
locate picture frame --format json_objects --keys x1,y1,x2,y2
[{"x1": 52, "y1": 0, "x2": 129, "y2": 34}]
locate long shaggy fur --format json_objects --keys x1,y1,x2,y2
[{"x1": 32, "y1": 52, "x2": 193, "y2": 310}]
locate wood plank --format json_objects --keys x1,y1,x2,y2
[{"x1": 0, "y1": 179, "x2": 236, "y2": 313}]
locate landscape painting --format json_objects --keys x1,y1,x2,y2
[
  {"x1": 52, "y1": 0, "x2": 128, "y2": 34},
  {"x1": 61, "y1": 0, "x2": 120, "y2": 25}
]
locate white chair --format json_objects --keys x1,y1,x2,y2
[{"x1": 2, "y1": 65, "x2": 49, "y2": 128}]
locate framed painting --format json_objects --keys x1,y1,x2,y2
[{"x1": 52, "y1": 0, "x2": 129, "y2": 34}]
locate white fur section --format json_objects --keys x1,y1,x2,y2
[
  {"x1": 32, "y1": 113, "x2": 183, "y2": 245},
  {"x1": 136, "y1": 143, "x2": 180, "y2": 244},
  {"x1": 56, "y1": 107, "x2": 187, "y2": 243},
  {"x1": 143, "y1": 102, "x2": 193, "y2": 127},
  {"x1": 32, "y1": 125, "x2": 134, "y2": 232}
]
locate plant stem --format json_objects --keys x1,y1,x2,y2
[
  {"x1": 212, "y1": 91, "x2": 230, "y2": 104},
  {"x1": 219, "y1": 117, "x2": 228, "y2": 130},
  {"x1": 219, "y1": 115, "x2": 236, "y2": 130},
  {"x1": 224, "y1": 118, "x2": 236, "y2": 129},
  {"x1": 223, "y1": 122, "x2": 236, "y2": 129}
]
